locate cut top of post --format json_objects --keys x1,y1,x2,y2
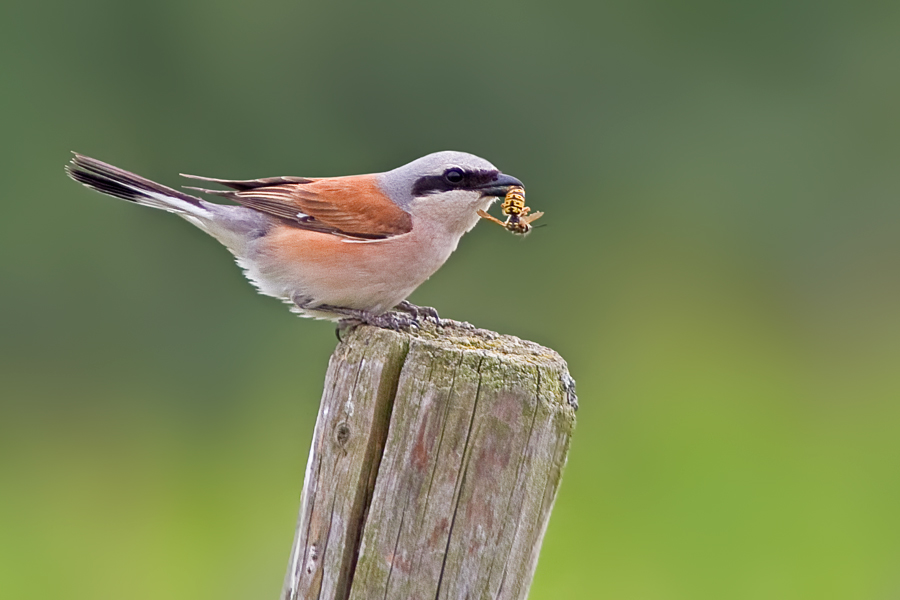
[{"x1": 382, "y1": 320, "x2": 578, "y2": 409}]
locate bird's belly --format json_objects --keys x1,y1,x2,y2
[{"x1": 244, "y1": 226, "x2": 454, "y2": 315}]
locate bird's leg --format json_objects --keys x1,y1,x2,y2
[
  {"x1": 293, "y1": 294, "x2": 416, "y2": 332},
  {"x1": 319, "y1": 304, "x2": 415, "y2": 331},
  {"x1": 396, "y1": 300, "x2": 441, "y2": 323}
]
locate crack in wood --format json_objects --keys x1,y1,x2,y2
[
  {"x1": 410, "y1": 352, "x2": 467, "y2": 580},
  {"x1": 433, "y1": 354, "x2": 485, "y2": 600},
  {"x1": 382, "y1": 496, "x2": 410, "y2": 600},
  {"x1": 340, "y1": 336, "x2": 409, "y2": 598}
]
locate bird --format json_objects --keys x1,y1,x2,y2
[{"x1": 65, "y1": 151, "x2": 524, "y2": 329}]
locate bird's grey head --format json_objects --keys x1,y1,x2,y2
[{"x1": 378, "y1": 151, "x2": 523, "y2": 210}]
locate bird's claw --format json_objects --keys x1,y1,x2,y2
[{"x1": 395, "y1": 301, "x2": 442, "y2": 326}]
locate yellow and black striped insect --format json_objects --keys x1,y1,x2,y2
[{"x1": 477, "y1": 186, "x2": 544, "y2": 235}]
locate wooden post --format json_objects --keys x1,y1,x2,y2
[{"x1": 281, "y1": 320, "x2": 577, "y2": 600}]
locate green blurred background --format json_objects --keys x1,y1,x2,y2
[{"x1": 3, "y1": 0, "x2": 900, "y2": 598}]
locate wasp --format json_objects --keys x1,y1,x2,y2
[{"x1": 477, "y1": 186, "x2": 544, "y2": 235}]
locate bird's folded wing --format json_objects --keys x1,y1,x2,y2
[
  {"x1": 183, "y1": 174, "x2": 412, "y2": 239},
  {"x1": 180, "y1": 174, "x2": 315, "y2": 190}
]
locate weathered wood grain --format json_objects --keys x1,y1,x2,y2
[{"x1": 282, "y1": 321, "x2": 577, "y2": 600}]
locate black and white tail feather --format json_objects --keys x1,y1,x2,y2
[
  {"x1": 65, "y1": 153, "x2": 212, "y2": 218},
  {"x1": 65, "y1": 153, "x2": 273, "y2": 273}
]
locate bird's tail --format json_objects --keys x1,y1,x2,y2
[{"x1": 65, "y1": 153, "x2": 211, "y2": 219}]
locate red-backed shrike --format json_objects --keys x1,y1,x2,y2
[{"x1": 66, "y1": 152, "x2": 523, "y2": 328}]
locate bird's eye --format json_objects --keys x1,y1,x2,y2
[{"x1": 444, "y1": 168, "x2": 464, "y2": 184}]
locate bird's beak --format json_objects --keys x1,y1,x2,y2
[{"x1": 477, "y1": 173, "x2": 524, "y2": 197}]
